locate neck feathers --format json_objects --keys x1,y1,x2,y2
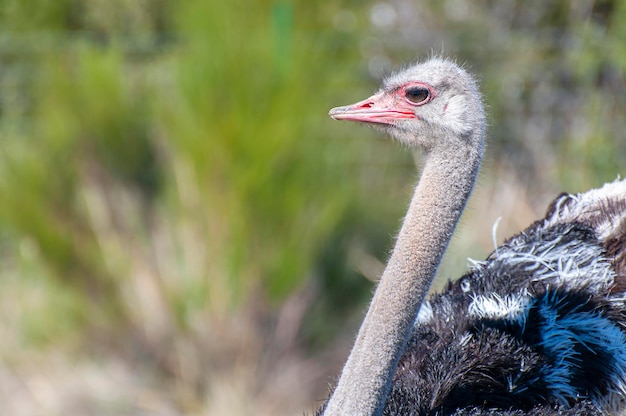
[{"x1": 323, "y1": 127, "x2": 484, "y2": 416}]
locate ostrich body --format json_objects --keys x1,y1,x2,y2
[{"x1": 318, "y1": 58, "x2": 626, "y2": 416}]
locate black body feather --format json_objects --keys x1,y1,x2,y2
[{"x1": 317, "y1": 187, "x2": 626, "y2": 416}]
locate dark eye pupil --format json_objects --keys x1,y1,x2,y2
[{"x1": 405, "y1": 88, "x2": 430, "y2": 104}]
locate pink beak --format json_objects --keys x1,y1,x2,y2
[{"x1": 328, "y1": 92, "x2": 416, "y2": 125}]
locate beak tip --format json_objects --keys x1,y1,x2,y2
[{"x1": 328, "y1": 107, "x2": 341, "y2": 119}]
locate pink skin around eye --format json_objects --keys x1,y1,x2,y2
[{"x1": 328, "y1": 82, "x2": 435, "y2": 125}]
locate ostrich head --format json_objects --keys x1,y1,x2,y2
[{"x1": 329, "y1": 58, "x2": 485, "y2": 151}]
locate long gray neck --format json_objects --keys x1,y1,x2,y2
[{"x1": 323, "y1": 131, "x2": 483, "y2": 416}]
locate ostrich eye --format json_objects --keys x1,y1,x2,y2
[{"x1": 405, "y1": 87, "x2": 430, "y2": 104}]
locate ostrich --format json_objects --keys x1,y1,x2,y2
[{"x1": 316, "y1": 57, "x2": 626, "y2": 416}]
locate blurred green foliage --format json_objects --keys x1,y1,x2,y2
[
  {"x1": 0, "y1": 0, "x2": 624, "y2": 413},
  {"x1": 2, "y1": 0, "x2": 347, "y2": 313}
]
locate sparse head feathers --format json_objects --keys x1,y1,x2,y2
[
  {"x1": 381, "y1": 58, "x2": 486, "y2": 147},
  {"x1": 383, "y1": 58, "x2": 477, "y2": 94},
  {"x1": 328, "y1": 57, "x2": 486, "y2": 150}
]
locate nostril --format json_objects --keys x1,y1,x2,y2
[{"x1": 357, "y1": 101, "x2": 373, "y2": 108}]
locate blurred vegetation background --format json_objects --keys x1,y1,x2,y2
[{"x1": 0, "y1": 0, "x2": 624, "y2": 414}]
